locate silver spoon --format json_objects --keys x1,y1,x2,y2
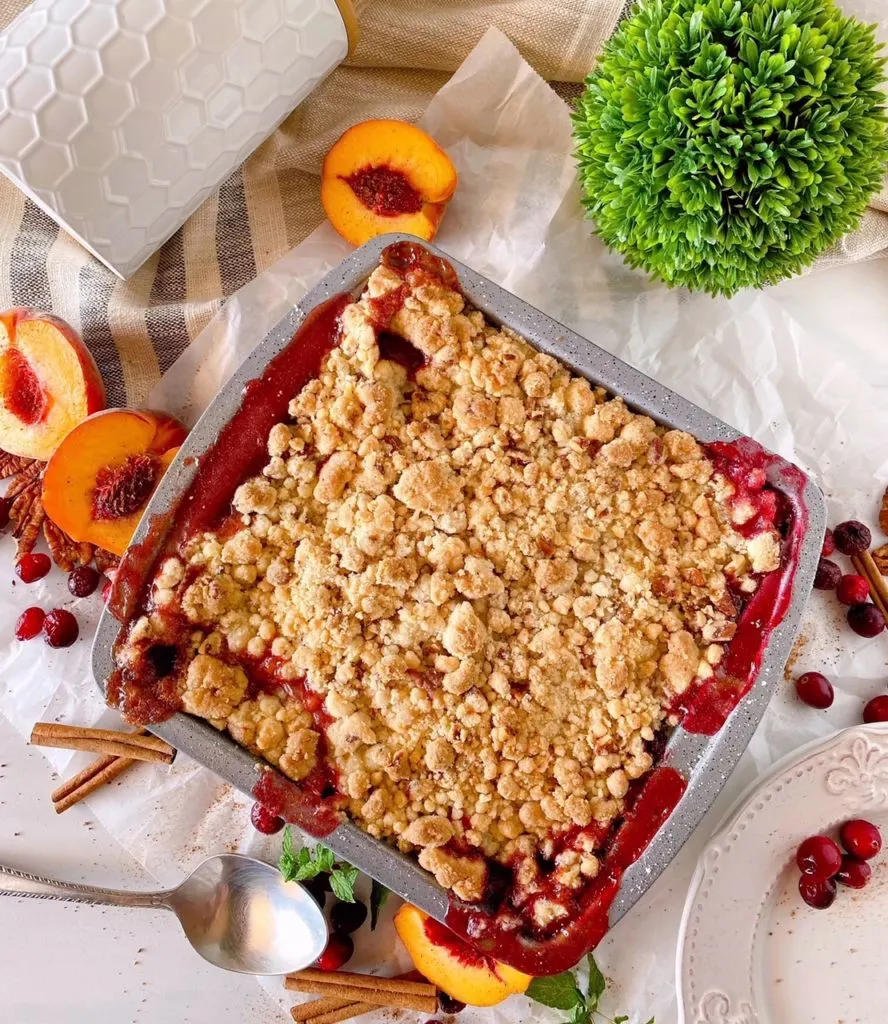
[{"x1": 0, "y1": 853, "x2": 328, "y2": 974}]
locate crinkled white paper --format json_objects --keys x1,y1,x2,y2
[{"x1": 3, "y1": 23, "x2": 888, "y2": 1024}]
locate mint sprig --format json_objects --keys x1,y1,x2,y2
[
  {"x1": 370, "y1": 878, "x2": 390, "y2": 930},
  {"x1": 526, "y1": 955, "x2": 654, "y2": 1024},
  {"x1": 279, "y1": 828, "x2": 358, "y2": 902}
]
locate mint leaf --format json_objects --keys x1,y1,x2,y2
[
  {"x1": 586, "y1": 954, "x2": 606, "y2": 1011},
  {"x1": 370, "y1": 878, "x2": 390, "y2": 929},
  {"x1": 330, "y1": 863, "x2": 359, "y2": 902},
  {"x1": 569, "y1": 1003, "x2": 591, "y2": 1024},
  {"x1": 614, "y1": 1017, "x2": 629, "y2": 1023},
  {"x1": 526, "y1": 973, "x2": 584, "y2": 1011},
  {"x1": 279, "y1": 827, "x2": 304, "y2": 882},
  {"x1": 643, "y1": 1018, "x2": 656, "y2": 1024},
  {"x1": 280, "y1": 838, "x2": 340, "y2": 884},
  {"x1": 315, "y1": 846, "x2": 336, "y2": 874}
]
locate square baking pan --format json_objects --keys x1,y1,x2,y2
[{"x1": 92, "y1": 232, "x2": 824, "y2": 967}]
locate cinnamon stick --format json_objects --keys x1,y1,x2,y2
[
  {"x1": 287, "y1": 970, "x2": 436, "y2": 999},
  {"x1": 292, "y1": 1001, "x2": 377, "y2": 1024},
  {"x1": 31, "y1": 723, "x2": 174, "y2": 764},
  {"x1": 52, "y1": 756, "x2": 137, "y2": 813},
  {"x1": 290, "y1": 995, "x2": 360, "y2": 1022},
  {"x1": 50, "y1": 729, "x2": 149, "y2": 803},
  {"x1": 852, "y1": 552, "x2": 888, "y2": 622},
  {"x1": 287, "y1": 971, "x2": 434, "y2": 1022}
]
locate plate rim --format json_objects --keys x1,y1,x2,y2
[{"x1": 675, "y1": 722, "x2": 888, "y2": 1024}]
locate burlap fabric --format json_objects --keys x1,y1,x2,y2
[{"x1": 0, "y1": 0, "x2": 885, "y2": 407}]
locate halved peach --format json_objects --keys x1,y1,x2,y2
[
  {"x1": 394, "y1": 904, "x2": 531, "y2": 1007},
  {"x1": 0, "y1": 308, "x2": 106, "y2": 460},
  {"x1": 42, "y1": 409, "x2": 186, "y2": 556},
  {"x1": 322, "y1": 119, "x2": 458, "y2": 246}
]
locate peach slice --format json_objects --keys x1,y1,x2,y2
[
  {"x1": 0, "y1": 308, "x2": 106, "y2": 460},
  {"x1": 322, "y1": 119, "x2": 458, "y2": 246},
  {"x1": 394, "y1": 904, "x2": 531, "y2": 1007},
  {"x1": 42, "y1": 409, "x2": 186, "y2": 556}
]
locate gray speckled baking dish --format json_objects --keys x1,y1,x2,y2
[{"x1": 92, "y1": 232, "x2": 825, "y2": 956}]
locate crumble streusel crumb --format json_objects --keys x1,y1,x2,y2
[{"x1": 121, "y1": 261, "x2": 781, "y2": 906}]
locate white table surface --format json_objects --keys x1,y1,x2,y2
[{"x1": 2, "y1": 255, "x2": 888, "y2": 1024}]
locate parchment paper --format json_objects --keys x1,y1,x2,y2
[{"x1": 2, "y1": 24, "x2": 888, "y2": 1024}]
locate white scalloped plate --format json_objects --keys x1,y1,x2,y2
[{"x1": 677, "y1": 725, "x2": 888, "y2": 1024}]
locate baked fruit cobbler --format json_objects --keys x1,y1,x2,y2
[{"x1": 111, "y1": 244, "x2": 784, "y2": 937}]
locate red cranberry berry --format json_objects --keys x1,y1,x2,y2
[
  {"x1": 848, "y1": 603, "x2": 886, "y2": 638},
  {"x1": 794, "y1": 672, "x2": 834, "y2": 710},
  {"x1": 330, "y1": 900, "x2": 368, "y2": 935},
  {"x1": 249, "y1": 802, "x2": 284, "y2": 835},
  {"x1": 863, "y1": 695, "x2": 888, "y2": 724},
  {"x1": 840, "y1": 819, "x2": 882, "y2": 860},
  {"x1": 15, "y1": 552, "x2": 51, "y2": 583},
  {"x1": 821, "y1": 529, "x2": 836, "y2": 558},
  {"x1": 67, "y1": 565, "x2": 100, "y2": 598},
  {"x1": 102, "y1": 579, "x2": 113, "y2": 603},
  {"x1": 15, "y1": 606, "x2": 45, "y2": 640},
  {"x1": 314, "y1": 933, "x2": 354, "y2": 971},
  {"x1": 833, "y1": 520, "x2": 872, "y2": 556},
  {"x1": 799, "y1": 875, "x2": 837, "y2": 909},
  {"x1": 0, "y1": 496, "x2": 10, "y2": 530},
  {"x1": 813, "y1": 558, "x2": 842, "y2": 591},
  {"x1": 42, "y1": 609, "x2": 79, "y2": 648},
  {"x1": 836, "y1": 574, "x2": 871, "y2": 606},
  {"x1": 796, "y1": 835, "x2": 842, "y2": 880},
  {"x1": 438, "y1": 994, "x2": 466, "y2": 1014},
  {"x1": 836, "y1": 855, "x2": 872, "y2": 889}
]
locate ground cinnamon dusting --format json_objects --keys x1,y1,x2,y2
[{"x1": 783, "y1": 632, "x2": 809, "y2": 682}]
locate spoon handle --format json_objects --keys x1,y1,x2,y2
[{"x1": 0, "y1": 864, "x2": 170, "y2": 908}]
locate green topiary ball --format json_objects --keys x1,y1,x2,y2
[{"x1": 573, "y1": 0, "x2": 888, "y2": 296}]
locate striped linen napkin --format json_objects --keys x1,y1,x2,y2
[{"x1": 0, "y1": 0, "x2": 886, "y2": 410}]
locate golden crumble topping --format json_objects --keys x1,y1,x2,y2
[{"x1": 118, "y1": 260, "x2": 781, "y2": 910}]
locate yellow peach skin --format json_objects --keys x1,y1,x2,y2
[
  {"x1": 42, "y1": 409, "x2": 186, "y2": 556},
  {"x1": 394, "y1": 904, "x2": 531, "y2": 1007},
  {"x1": 322, "y1": 119, "x2": 458, "y2": 246},
  {"x1": 0, "y1": 308, "x2": 105, "y2": 460}
]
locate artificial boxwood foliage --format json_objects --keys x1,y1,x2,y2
[{"x1": 573, "y1": 0, "x2": 888, "y2": 296}]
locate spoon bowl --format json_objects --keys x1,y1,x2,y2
[{"x1": 0, "y1": 853, "x2": 328, "y2": 975}]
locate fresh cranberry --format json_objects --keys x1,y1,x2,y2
[
  {"x1": 438, "y1": 994, "x2": 466, "y2": 1014},
  {"x1": 330, "y1": 900, "x2": 368, "y2": 934},
  {"x1": 15, "y1": 606, "x2": 45, "y2": 640},
  {"x1": 67, "y1": 565, "x2": 100, "y2": 598},
  {"x1": 796, "y1": 835, "x2": 842, "y2": 880},
  {"x1": 794, "y1": 672, "x2": 834, "y2": 710},
  {"x1": 836, "y1": 855, "x2": 872, "y2": 889},
  {"x1": 848, "y1": 603, "x2": 886, "y2": 638},
  {"x1": 314, "y1": 933, "x2": 354, "y2": 971},
  {"x1": 249, "y1": 802, "x2": 284, "y2": 835},
  {"x1": 102, "y1": 579, "x2": 113, "y2": 603},
  {"x1": 813, "y1": 558, "x2": 842, "y2": 590},
  {"x1": 0, "y1": 496, "x2": 10, "y2": 530},
  {"x1": 42, "y1": 609, "x2": 78, "y2": 648},
  {"x1": 836, "y1": 574, "x2": 871, "y2": 606},
  {"x1": 821, "y1": 529, "x2": 836, "y2": 558},
  {"x1": 799, "y1": 875, "x2": 837, "y2": 909},
  {"x1": 863, "y1": 695, "x2": 888, "y2": 724},
  {"x1": 833, "y1": 520, "x2": 872, "y2": 555},
  {"x1": 15, "y1": 552, "x2": 51, "y2": 583},
  {"x1": 840, "y1": 819, "x2": 882, "y2": 860}
]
